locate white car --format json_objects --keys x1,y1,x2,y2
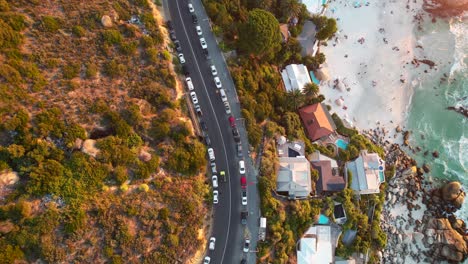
[
  {"x1": 213, "y1": 190, "x2": 219, "y2": 204},
  {"x1": 186, "y1": 77, "x2": 194, "y2": 91},
  {"x1": 196, "y1": 25, "x2": 202, "y2": 36},
  {"x1": 209, "y1": 237, "x2": 216, "y2": 250},
  {"x1": 212, "y1": 175, "x2": 218, "y2": 188},
  {"x1": 224, "y1": 101, "x2": 231, "y2": 114},
  {"x1": 178, "y1": 53, "x2": 185, "y2": 64},
  {"x1": 200, "y1": 38, "x2": 207, "y2": 49},
  {"x1": 188, "y1": 3, "x2": 194, "y2": 13},
  {"x1": 243, "y1": 239, "x2": 250, "y2": 253},
  {"x1": 214, "y1": 77, "x2": 222, "y2": 89},
  {"x1": 239, "y1": 160, "x2": 245, "y2": 175},
  {"x1": 242, "y1": 190, "x2": 247, "y2": 205},
  {"x1": 210, "y1": 65, "x2": 217, "y2": 76},
  {"x1": 207, "y1": 148, "x2": 215, "y2": 161},
  {"x1": 189, "y1": 91, "x2": 198, "y2": 104}
]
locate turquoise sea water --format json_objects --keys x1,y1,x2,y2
[{"x1": 406, "y1": 17, "x2": 467, "y2": 221}]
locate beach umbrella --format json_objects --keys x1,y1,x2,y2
[
  {"x1": 335, "y1": 98, "x2": 344, "y2": 106},
  {"x1": 316, "y1": 67, "x2": 330, "y2": 81}
]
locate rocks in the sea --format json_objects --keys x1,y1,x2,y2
[
  {"x1": 403, "y1": 131, "x2": 411, "y2": 146},
  {"x1": 422, "y1": 163, "x2": 430, "y2": 173},
  {"x1": 423, "y1": 0, "x2": 468, "y2": 17},
  {"x1": 395, "y1": 125, "x2": 402, "y2": 133},
  {"x1": 441, "y1": 181, "x2": 465, "y2": 209},
  {"x1": 447, "y1": 106, "x2": 468, "y2": 118},
  {"x1": 432, "y1": 150, "x2": 439, "y2": 158},
  {"x1": 423, "y1": 218, "x2": 468, "y2": 262}
]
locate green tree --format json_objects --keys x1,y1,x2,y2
[
  {"x1": 303, "y1": 82, "x2": 319, "y2": 102},
  {"x1": 316, "y1": 18, "x2": 337, "y2": 41},
  {"x1": 238, "y1": 9, "x2": 281, "y2": 58},
  {"x1": 286, "y1": 89, "x2": 305, "y2": 111}
]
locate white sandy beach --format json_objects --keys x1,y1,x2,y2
[{"x1": 320, "y1": 0, "x2": 431, "y2": 141}]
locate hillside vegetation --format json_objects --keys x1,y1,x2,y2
[{"x1": 0, "y1": 0, "x2": 208, "y2": 263}]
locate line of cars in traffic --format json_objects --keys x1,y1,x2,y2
[{"x1": 170, "y1": 2, "x2": 249, "y2": 263}]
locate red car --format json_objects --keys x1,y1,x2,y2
[
  {"x1": 240, "y1": 176, "x2": 247, "y2": 189},
  {"x1": 229, "y1": 116, "x2": 236, "y2": 127}
]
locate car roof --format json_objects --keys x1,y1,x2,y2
[{"x1": 241, "y1": 176, "x2": 246, "y2": 184}]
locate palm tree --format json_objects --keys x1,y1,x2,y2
[
  {"x1": 287, "y1": 88, "x2": 305, "y2": 111},
  {"x1": 282, "y1": 0, "x2": 304, "y2": 21},
  {"x1": 303, "y1": 82, "x2": 320, "y2": 100}
]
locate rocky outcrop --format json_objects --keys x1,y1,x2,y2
[
  {"x1": 423, "y1": 218, "x2": 468, "y2": 262},
  {"x1": 101, "y1": 15, "x2": 113, "y2": 28},
  {"x1": 81, "y1": 139, "x2": 100, "y2": 158},
  {"x1": 382, "y1": 143, "x2": 468, "y2": 263},
  {"x1": 447, "y1": 106, "x2": 468, "y2": 118}
]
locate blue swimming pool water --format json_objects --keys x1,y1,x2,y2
[
  {"x1": 318, "y1": 214, "x2": 330, "y2": 224},
  {"x1": 309, "y1": 71, "x2": 320, "y2": 85},
  {"x1": 335, "y1": 139, "x2": 348, "y2": 150},
  {"x1": 379, "y1": 171, "x2": 385, "y2": 182}
]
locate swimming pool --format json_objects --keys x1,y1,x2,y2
[
  {"x1": 318, "y1": 214, "x2": 330, "y2": 224},
  {"x1": 335, "y1": 139, "x2": 348, "y2": 150}
]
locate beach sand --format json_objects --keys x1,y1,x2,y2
[{"x1": 320, "y1": 0, "x2": 431, "y2": 141}]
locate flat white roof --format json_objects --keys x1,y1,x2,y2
[
  {"x1": 281, "y1": 64, "x2": 312, "y2": 92},
  {"x1": 297, "y1": 225, "x2": 333, "y2": 264}
]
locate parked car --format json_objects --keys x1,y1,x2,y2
[
  {"x1": 203, "y1": 49, "x2": 210, "y2": 59},
  {"x1": 237, "y1": 143, "x2": 243, "y2": 158},
  {"x1": 240, "y1": 259, "x2": 246, "y2": 264},
  {"x1": 239, "y1": 160, "x2": 245, "y2": 175},
  {"x1": 210, "y1": 162, "x2": 217, "y2": 174},
  {"x1": 243, "y1": 239, "x2": 250, "y2": 253},
  {"x1": 195, "y1": 104, "x2": 202, "y2": 116},
  {"x1": 212, "y1": 175, "x2": 218, "y2": 188},
  {"x1": 189, "y1": 91, "x2": 198, "y2": 104},
  {"x1": 228, "y1": 115, "x2": 236, "y2": 127},
  {"x1": 192, "y1": 14, "x2": 198, "y2": 24},
  {"x1": 186, "y1": 77, "x2": 194, "y2": 90},
  {"x1": 207, "y1": 148, "x2": 215, "y2": 161},
  {"x1": 182, "y1": 65, "x2": 189, "y2": 75},
  {"x1": 224, "y1": 101, "x2": 231, "y2": 114},
  {"x1": 241, "y1": 211, "x2": 248, "y2": 225},
  {"x1": 219, "y1": 88, "x2": 227, "y2": 102},
  {"x1": 178, "y1": 53, "x2": 186, "y2": 64},
  {"x1": 241, "y1": 190, "x2": 247, "y2": 205},
  {"x1": 170, "y1": 31, "x2": 177, "y2": 41},
  {"x1": 196, "y1": 25, "x2": 202, "y2": 36},
  {"x1": 240, "y1": 176, "x2": 247, "y2": 189},
  {"x1": 166, "y1": 20, "x2": 173, "y2": 31},
  {"x1": 232, "y1": 127, "x2": 240, "y2": 138},
  {"x1": 174, "y1": 40, "x2": 182, "y2": 52},
  {"x1": 209, "y1": 237, "x2": 216, "y2": 250},
  {"x1": 210, "y1": 65, "x2": 218, "y2": 76},
  {"x1": 204, "y1": 134, "x2": 211, "y2": 145},
  {"x1": 188, "y1": 3, "x2": 194, "y2": 13},
  {"x1": 200, "y1": 121, "x2": 208, "y2": 131},
  {"x1": 200, "y1": 38, "x2": 207, "y2": 49},
  {"x1": 214, "y1": 76, "x2": 222, "y2": 88},
  {"x1": 213, "y1": 190, "x2": 218, "y2": 204}
]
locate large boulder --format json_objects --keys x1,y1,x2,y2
[
  {"x1": 101, "y1": 15, "x2": 113, "y2": 28},
  {"x1": 82, "y1": 139, "x2": 100, "y2": 157},
  {"x1": 0, "y1": 170, "x2": 19, "y2": 187},
  {"x1": 442, "y1": 181, "x2": 465, "y2": 208}
]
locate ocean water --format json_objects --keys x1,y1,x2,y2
[{"x1": 406, "y1": 16, "x2": 467, "y2": 221}]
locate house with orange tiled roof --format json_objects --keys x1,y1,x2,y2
[{"x1": 298, "y1": 103, "x2": 337, "y2": 142}]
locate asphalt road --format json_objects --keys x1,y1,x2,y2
[{"x1": 165, "y1": 0, "x2": 260, "y2": 263}]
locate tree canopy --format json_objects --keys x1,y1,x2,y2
[{"x1": 238, "y1": 9, "x2": 282, "y2": 58}]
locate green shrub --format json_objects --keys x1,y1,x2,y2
[
  {"x1": 40, "y1": 16, "x2": 61, "y2": 32},
  {"x1": 0, "y1": 13, "x2": 27, "y2": 31},
  {"x1": 0, "y1": 20, "x2": 22, "y2": 49},
  {"x1": 114, "y1": 166, "x2": 128, "y2": 185},
  {"x1": 101, "y1": 30, "x2": 123, "y2": 45},
  {"x1": 62, "y1": 63, "x2": 81, "y2": 79},
  {"x1": 119, "y1": 41, "x2": 138, "y2": 55},
  {"x1": 85, "y1": 62, "x2": 98, "y2": 78},
  {"x1": 71, "y1": 25, "x2": 85, "y2": 37},
  {"x1": 138, "y1": 184, "x2": 149, "y2": 192},
  {"x1": 0, "y1": 0, "x2": 10, "y2": 12},
  {"x1": 103, "y1": 59, "x2": 126, "y2": 78},
  {"x1": 332, "y1": 113, "x2": 358, "y2": 137}
]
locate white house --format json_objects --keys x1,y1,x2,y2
[
  {"x1": 277, "y1": 156, "x2": 312, "y2": 199},
  {"x1": 346, "y1": 150, "x2": 386, "y2": 195},
  {"x1": 281, "y1": 64, "x2": 312, "y2": 92},
  {"x1": 297, "y1": 225, "x2": 333, "y2": 264}
]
